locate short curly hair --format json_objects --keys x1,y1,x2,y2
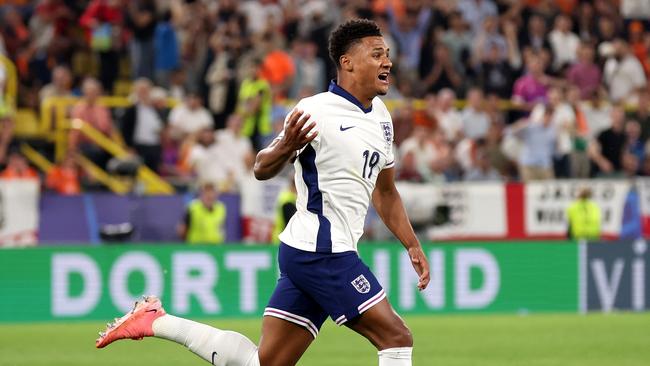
[{"x1": 328, "y1": 19, "x2": 382, "y2": 69}]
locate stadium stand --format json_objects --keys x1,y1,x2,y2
[{"x1": 2, "y1": 0, "x2": 650, "y2": 243}]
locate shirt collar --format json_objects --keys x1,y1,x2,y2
[{"x1": 328, "y1": 80, "x2": 372, "y2": 114}]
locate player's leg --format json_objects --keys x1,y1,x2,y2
[
  {"x1": 344, "y1": 298, "x2": 413, "y2": 365},
  {"x1": 309, "y1": 251, "x2": 413, "y2": 366},
  {"x1": 96, "y1": 296, "x2": 260, "y2": 366},
  {"x1": 256, "y1": 316, "x2": 314, "y2": 366}
]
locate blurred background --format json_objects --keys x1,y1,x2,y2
[{"x1": 0, "y1": 1, "x2": 649, "y2": 365}]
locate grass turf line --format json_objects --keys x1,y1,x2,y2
[{"x1": 0, "y1": 313, "x2": 648, "y2": 366}]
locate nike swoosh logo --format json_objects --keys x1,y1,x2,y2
[
  {"x1": 340, "y1": 125, "x2": 356, "y2": 131},
  {"x1": 212, "y1": 352, "x2": 218, "y2": 365}
]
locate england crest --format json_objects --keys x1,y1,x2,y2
[
  {"x1": 380, "y1": 122, "x2": 393, "y2": 143},
  {"x1": 351, "y1": 274, "x2": 371, "y2": 294}
]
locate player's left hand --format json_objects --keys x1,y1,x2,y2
[{"x1": 408, "y1": 246, "x2": 430, "y2": 291}]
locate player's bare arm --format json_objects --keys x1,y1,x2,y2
[
  {"x1": 253, "y1": 109, "x2": 317, "y2": 180},
  {"x1": 372, "y1": 167, "x2": 430, "y2": 291}
]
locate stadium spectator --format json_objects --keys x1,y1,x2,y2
[
  {"x1": 548, "y1": 13, "x2": 580, "y2": 71},
  {"x1": 624, "y1": 119, "x2": 644, "y2": 165},
  {"x1": 213, "y1": 114, "x2": 254, "y2": 191},
  {"x1": 464, "y1": 139, "x2": 502, "y2": 182},
  {"x1": 589, "y1": 105, "x2": 627, "y2": 176},
  {"x1": 398, "y1": 125, "x2": 436, "y2": 183},
  {"x1": 511, "y1": 108, "x2": 557, "y2": 181},
  {"x1": 461, "y1": 87, "x2": 490, "y2": 140},
  {"x1": 168, "y1": 91, "x2": 214, "y2": 142},
  {"x1": 237, "y1": 59, "x2": 272, "y2": 151},
  {"x1": 478, "y1": 42, "x2": 516, "y2": 99},
  {"x1": 567, "y1": 86, "x2": 591, "y2": 178},
  {"x1": 457, "y1": 0, "x2": 497, "y2": 35},
  {"x1": 0, "y1": 151, "x2": 38, "y2": 180},
  {"x1": 575, "y1": 1, "x2": 597, "y2": 41},
  {"x1": 153, "y1": 11, "x2": 179, "y2": 87},
  {"x1": 187, "y1": 127, "x2": 233, "y2": 192},
  {"x1": 79, "y1": 0, "x2": 124, "y2": 93},
  {"x1": 472, "y1": 16, "x2": 508, "y2": 67},
  {"x1": 628, "y1": 90, "x2": 650, "y2": 142},
  {"x1": 603, "y1": 38, "x2": 647, "y2": 103},
  {"x1": 512, "y1": 53, "x2": 554, "y2": 111},
  {"x1": 519, "y1": 14, "x2": 552, "y2": 56},
  {"x1": 581, "y1": 89, "x2": 613, "y2": 139},
  {"x1": 125, "y1": 0, "x2": 157, "y2": 81},
  {"x1": 205, "y1": 28, "x2": 238, "y2": 129},
  {"x1": 257, "y1": 31, "x2": 295, "y2": 100},
  {"x1": 45, "y1": 152, "x2": 80, "y2": 195},
  {"x1": 627, "y1": 21, "x2": 650, "y2": 77},
  {"x1": 441, "y1": 11, "x2": 472, "y2": 70},
  {"x1": 121, "y1": 78, "x2": 165, "y2": 171},
  {"x1": 69, "y1": 77, "x2": 113, "y2": 169},
  {"x1": 421, "y1": 43, "x2": 462, "y2": 95},
  {"x1": 529, "y1": 87, "x2": 575, "y2": 178},
  {"x1": 39, "y1": 65, "x2": 73, "y2": 102},
  {"x1": 177, "y1": 182, "x2": 226, "y2": 245},
  {"x1": 431, "y1": 89, "x2": 463, "y2": 143},
  {"x1": 387, "y1": 2, "x2": 432, "y2": 73},
  {"x1": 289, "y1": 38, "x2": 326, "y2": 99},
  {"x1": 566, "y1": 42, "x2": 602, "y2": 100}
]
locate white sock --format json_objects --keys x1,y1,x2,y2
[
  {"x1": 378, "y1": 347, "x2": 413, "y2": 366},
  {"x1": 152, "y1": 314, "x2": 259, "y2": 366}
]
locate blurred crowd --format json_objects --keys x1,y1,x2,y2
[{"x1": 2, "y1": 0, "x2": 650, "y2": 194}]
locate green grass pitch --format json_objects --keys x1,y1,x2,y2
[{"x1": 0, "y1": 313, "x2": 648, "y2": 365}]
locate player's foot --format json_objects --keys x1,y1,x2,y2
[{"x1": 95, "y1": 295, "x2": 166, "y2": 349}]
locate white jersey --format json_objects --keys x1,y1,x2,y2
[{"x1": 278, "y1": 81, "x2": 395, "y2": 253}]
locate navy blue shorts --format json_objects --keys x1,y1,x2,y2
[{"x1": 264, "y1": 243, "x2": 386, "y2": 338}]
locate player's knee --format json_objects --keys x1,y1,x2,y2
[{"x1": 382, "y1": 323, "x2": 413, "y2": 349}]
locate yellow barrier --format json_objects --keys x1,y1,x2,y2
[
  {"x1": 0, "y1": 54, "x2": 17, "y2": 114},
  {"x1": 67, "y1": 118, "x2": 174, "y2": 194}
]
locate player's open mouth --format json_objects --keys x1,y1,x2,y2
[{"x1": 378, "y1": 72, "x2": 389, "y2": 84}]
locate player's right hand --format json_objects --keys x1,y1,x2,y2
[{"x1": 279, "y1": 109, "x2": 318, "y2": 152}]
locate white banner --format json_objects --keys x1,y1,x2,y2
[
  {"x1": 396, "y1": 182, "x2": 507, "y2": 240},
  {"x1": 240, "y1": 174, "x2": 287, "y2": 243},
  {"x1": 636, "y1": 178, "x2": 650, "y2": 217},
  {"x1": 524, "y1": 180, "x2": 630, "y2": 236},
  {"x1": 0, "y1": 179, "x2": 39, "y2": 247}
]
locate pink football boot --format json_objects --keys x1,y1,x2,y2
[{"x1": 96, "y1": 295, "x2": 166, "y2": 348}]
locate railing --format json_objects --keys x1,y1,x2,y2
[
  {"x1": 20, "y1": 142, "x2": 131, "y2": 194},
  {"x1": 0, "y1": 54, "x2": 17, "y2": 113}
]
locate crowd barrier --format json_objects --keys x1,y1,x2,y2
[
  {"x1": 3, "y1": 178, "x2": 650, "y2": 247},
  {"x1": 0, "y1": 240, "x2": 646, "y2": 323}
]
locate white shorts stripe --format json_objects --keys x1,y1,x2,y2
[
  {"x1": 334, "y1": 315, "x2": 347, "y2": 325},
  {"x1": 358, "y1": 289, "x2": 386, "y2": 314},
  {"x1": 263, "y1": 307, "x2": 319, "y2": 338}
]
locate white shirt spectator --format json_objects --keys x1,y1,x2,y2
[
  {"x1": 399, "y1": 136, "x2": 437, "y2": 182},
  {"x1": 188, "y1": 137, "x2": 229, "y2": 189},
  {"x1": 621, "y1": 0, "x2": 650, "y2": 19},
  {"x1": 549, "y1": 29, "x2": 580, "y2": 69},
  {"x1": 436, "y1": 108, "x2": 464, "y2": 142},
  {"x1": 581, "y1": 101, "x2": 613, "y2": 139},
  {"x1": 240, "y1": 1, "x2": 283, "y2": 35},
  {"x1": 461, "y1": 107, "x2": 490, "y2": 139},
  {"x1": 530, "y1": 103, "x2": 576, "y2": 155},
  {"x1": 169, "y1": 103, "x2": 214, "y2": 137},
  {"x1": 133, "y1": 104, "x2": 163, "y2": 145},
  {"x1": 604, "y1": 54, "x2": 647, "y2": 102},
  {"x1": 214, "y1": 128, "x2": 253, "y2": 189}
]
